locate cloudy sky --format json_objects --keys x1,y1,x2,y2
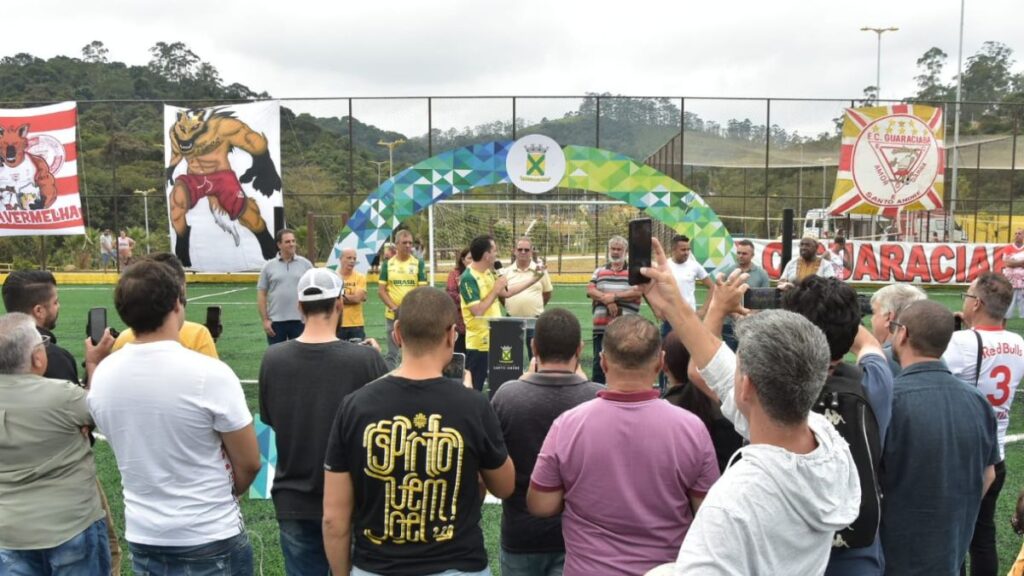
[{"x1": 8, "y1": 0, "x2": 1023, "y2": 135}]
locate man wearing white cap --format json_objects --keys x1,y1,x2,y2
[{"x1": 258, "y1": 268, "x2": 388, "y2": 576}]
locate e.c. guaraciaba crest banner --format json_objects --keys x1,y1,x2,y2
[
  {"x1": 0, "y1": 101, "x2": 84, "y2": 236},
  {"x1": 164, "y1": 101, "x2": 282, "y2": 272},
  {"x1": 828, "y1": 104, "x2": 944, "y2": 219}
]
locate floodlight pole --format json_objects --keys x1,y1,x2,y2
[
  {"x1": 133, "y1": 188, "x2": 154, "y2": 254},
  {"x1": 861, "y1": 26, "x2": 899, "y2": 101},
  {"x1": 377, "y1": 139, "x2": 406, "y2": 178},
  {"x1": 949, "y1": 0, "x2": 966, "y2": 240},
  {"x1": 369, "y1": 161, "x2": 388, "y2": 188}
]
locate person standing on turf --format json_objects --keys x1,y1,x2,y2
[
  {"x1": 337, "y1": 247, "x2": 368, "y2": 341},
  {"x1": 943, "y1": 273, "x2": 1024, "y2": 576},
  {"x1": 323, "y1": 287, "x2": 514, "y2": 575},
  {"x1": 1003, "y1": 228, "x2": 1024, "y2": 320},
  {"x1": 258, "y1": 229, "x2": 313, "y2": 345},
  {"x1": 377, "y1": 229, "x2": 427, "y2": 369},
  {"x1": 259, "y1": 268, "x2": 387, "y2": 575},
  {"x1": 90, "y1": 260, "x2": 261, "y2": 575},
  {"x1": 586, "y1": 235, "x2": 643, "y2": 384}
]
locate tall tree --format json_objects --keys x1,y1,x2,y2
[
  {"x1": 914, "y1": 47, "x2": 950, "y2": 102},
  {"x1": 147, "y1": 41, "x2": 201, "y2": 82},
  {"x1": 81, "y1": 41, "x2": 109, "y2": 64}
]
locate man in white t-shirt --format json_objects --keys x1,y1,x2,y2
[
  {"x1": 667, "y1": 234, "x2": 714, "y2": 321},
  {"x1": 828, "y1": 236, "x2": 851, "y2": 280},
  {"x1": 89, "y1": 260, "x2": 261, "y2": 575},
  {"x1": 1003, "y1": 228, "x2": 1024, "y2": 319},
  {"x1": 943, "y1": 272, "x2": 1024, "y2": 575}
]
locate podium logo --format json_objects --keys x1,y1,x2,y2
[
  {"x1": 506, "y1": 134, "x2": 565, "y2": 195},
  {"x1": 500, "y1": 346, "x2": 513, "y2": 363}
]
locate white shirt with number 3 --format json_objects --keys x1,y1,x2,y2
[{"x1": 943, "y1": 327, "x2": 1024, "y2": 461}]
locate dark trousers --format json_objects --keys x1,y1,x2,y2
[
  {"x1": 525, "y1": 328, "x2": 535, "y2": 361},
  {"x1": 455, "y1": 331, "x2": 467, "y2": 354},
  {"x1": 267, "y1": 320, "x2": 305, "y2": 345},
  {"x1": 963, "y1": 460, "x2": 1007, "y2": 576},
  {"x1": 336, "y1": 326, "x2": 366, "y2": 341},
  {"x1": 591, "y1": 332, "x2": 606, "y2": 384},
  {"x1": 467, "y1": 349, "x2": 488, "y2": 392}
]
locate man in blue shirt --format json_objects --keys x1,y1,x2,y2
[{"x1": 882, "y1": 299, "x2": 999, "y2": 575}]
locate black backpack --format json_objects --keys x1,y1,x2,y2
[{"x1": 812, "y1": 362, "x2": 882, "y2": 549}]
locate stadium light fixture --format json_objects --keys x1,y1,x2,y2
[{"x1": 860, "y1": 26, "x2": 899, "y2": 101}]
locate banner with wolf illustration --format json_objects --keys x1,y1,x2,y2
[
  {"x1": 0, "y1": 101, "x2": 85, "y2": 236},
  {"x1": 828, "y1": 104, "x2": 944, "y2": 218},
  {"x1": 164, "y1": 101, "x2": 282, "y2": 272}
]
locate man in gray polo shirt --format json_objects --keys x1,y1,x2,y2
[
  {"x1": 258, "y1": 229, "x2": 313, "y2": 345},
  {"x1": 491, "y1": 308, "x2": 602, "y2": 575}
]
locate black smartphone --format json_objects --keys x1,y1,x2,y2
[
  {"x1": 87, "y1": 307, "x2": 107, "y2": 345},
  {"x1": 954, "y1": 315, "x2": 964, "y2": 331},
  {"x1": 205, "y1": 306, "x2": 223, "y2": 341},
  {"x1": 442, "y1": 352, "x2": 467, "y2": 380},
  {"x1": 628, "y1": 218, "x2": 652, "y2": 285},
  {"x1": 743, "y1": 288, "x2": 782, "y2": 310}
]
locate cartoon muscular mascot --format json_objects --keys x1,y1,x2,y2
[
  {"x1": 0, "y1": 123, "x2": 58, "y2": 211},
  {"x1": 166, "y1": 108, "x2": 280, "y2": 267}
]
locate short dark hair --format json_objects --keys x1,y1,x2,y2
[
  {"x1": 533, "y1": 308, "x2": 581, "y2": 363},
  {"x1": 736, "y1": 239, "x2": 755, "y2": 250},
  {"x1": 602, "y1": 315, "x2": 661, "y2": 370},
  {"x1": 2, "y1": 270, "x2": 57, "y2": 314},
  {"x1": 661, "y1": 330, "x2": 692, "y2": 385},
  {"x1": 781, "y1": 276, "x2": 860, "y2": 361},
  {"x1": 146, "y1": 253, "x2": 186, "y2": 286},
  {"x1": 469, "y1": 235, "x2": 494, "y2": 262},
  {"x1": 672, "y1": 234, "x2": 691, "y2": 246},
  {"x1": 115, "y1": 261, "x2": 183, "y2": 335},
  {"x1": 974, "y1": 272, "x2": 1013, "y2": 319},
  {"x1": 834, "y1": 236, "x2": 846, "y2": 246},
  {"x1": 397, "y1": 287, "x2": 458, "y2": 354},
  {"x1": 276, "y1": 228, "x2": 294, "y2": 243},
  {"x1": 299, "y1": 297, "x2": 337, "y2": 318},
  {"x1": 898, "y1": 300, "x2": 954, "y2": 359}
]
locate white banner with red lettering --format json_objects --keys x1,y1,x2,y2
[
  {"x1": 0, "y1": 102, "x2": 84, "y2": 236},
  {"x1": 742, "y1": 239, "x2": 1016, "y2": 285}
]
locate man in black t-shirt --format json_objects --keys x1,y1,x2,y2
[
  {"x1": 490, "y1": 308, "x2": 602, "y2": 575},
  {"x1": 259, "y1": 268, "x2": 388, "y2": 576},
  {"x1": 324, "y1": 287, "x2": 514, "y2": 576}
]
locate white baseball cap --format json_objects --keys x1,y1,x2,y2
[{"x1": 297, "y1": 268, "x2": 343, "y2": 302}]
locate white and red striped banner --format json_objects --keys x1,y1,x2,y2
[
  {"x1": 0, "y1": 102, "x2": 84, "y2": 236},
  {"x1": 743, "y1": 239, "x2": 1016, "y2": 285}
]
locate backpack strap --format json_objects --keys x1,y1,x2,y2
[{"x1": 974, "y1": 329, "x2": 983, "y2": 386}]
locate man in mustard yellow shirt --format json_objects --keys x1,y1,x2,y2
[
  {"x1": 460, "y1": 235, "x2": 542, "y2": 391},
  {"x1": 337, "y1": 248, "x2": 367, "y2": 341},
  {"x1": 111, "y1": 253, "x2": 219, "y2": 359},
  {"x1": 377, "y1": 230, "x2": 427, "y2": 369}
]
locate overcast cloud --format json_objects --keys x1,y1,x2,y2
[{"x1": 6, "y1": 0, "x2": 1023, "y2": 135}]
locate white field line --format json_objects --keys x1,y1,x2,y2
[
  {"x1": 189, "y1": 288, "x2": 248, "y2": 302},
  {"x1": 1006, "y1": 433, "x2": 1024, "y2": 444}
]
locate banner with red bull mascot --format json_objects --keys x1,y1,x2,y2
[
  {"x1": 828, "y1": 104, "x2": 944, "y2": 218},
  {"x1": 164, "y1": 101, "x2": 282, "y2": 272},
  {"x1": 0, "y1": 101, "x2": 84, "y2": 236}
]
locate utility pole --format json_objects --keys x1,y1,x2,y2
[
  {"x1": 369, "y1": 160, "x2": 388, "y2": 187},
  {"x1": 377, "y1": 139, "x2": 406, "y2": 177}
]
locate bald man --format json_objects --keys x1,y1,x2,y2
[{"x1": 337, "y1": 248, "x2": 368, "y2": 341}]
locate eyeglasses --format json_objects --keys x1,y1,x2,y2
[
  {"x1": 887, "y1": 320, "x2": 906, "y2": 335},
  {"x1": 516, "y1": 248, "x2": 532, "y2": 252},
  {"x1": 961, "y1": 292, "x2": 981, "y2": 302}
]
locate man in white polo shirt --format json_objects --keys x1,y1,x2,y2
[
  {"x1": 667, "y1": 234, "x2": 714, "y2": 327},
  {"x1": 501, "y1": 237, "x2": 553, "y2": 360}
]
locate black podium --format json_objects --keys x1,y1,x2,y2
[{"x1": 486, "y1": 317, "x2": 534, "y2": 397}]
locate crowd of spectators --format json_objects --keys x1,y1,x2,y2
[{"x1": 1, "y1": 229, "x2": 1023, "y2": 576}]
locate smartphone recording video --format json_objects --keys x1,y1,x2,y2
[
  {"x1": 743, "y1": 288, "x2": 782, "y2": 310},
  {"x1": 628, "y1": 218, "x2": 652, "y2": 285},
  {"x1": 86, "y1": 307, "x2": 107, "y2": 346}
]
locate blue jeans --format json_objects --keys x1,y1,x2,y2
[
  {"x1": 0, "y1": 518, "x2": 110, "y2": 576},
  {"x1": 591, "y1": 332, "x2": 606, "y2": 384},
  {"x1": 129, "y1": 531, "x2": 252, "y2": 576},
  {"x1": 385, "y1": 318, "x2": 401, "y2": 370},
  {"x1": 337, "y1": 326, "x2": 366, "y2": 341},
  {"x1": 278, "y1": 520, "x2": 329, "y2": 576},
  {"x1": 352, "y1": 567, "x2": 490, "y2": 576},
  {"x1": 268, "y1": 320, "x2": 305, "y2": 345},
  {"x1": 500, "y1": 549, "x2": 565, "y2": 576}
]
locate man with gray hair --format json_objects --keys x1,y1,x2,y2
[
  {"x1": 0, "y1": 313, "x2": 110, "y2": 574},
  {"x1": 638, "y1": 238, "x2": 859, "y2": 575},
  {"x1": 585, "y1": 235, "x2": 643, "y2": 383},
  {"x1": 869, "y1": 284, "x2": 927, "y2": 376}
]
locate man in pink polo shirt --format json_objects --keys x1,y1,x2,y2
[{"x1": 527, "y1": 315, "x2": 719, "y2": 575}]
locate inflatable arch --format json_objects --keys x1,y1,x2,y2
[{"x1": 328, "y1": 140, "x2": 735, "y2": 272}]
